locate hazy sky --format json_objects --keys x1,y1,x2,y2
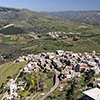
[{"x1": 0, "y1": 0, "x2": 100, "y2": 12}]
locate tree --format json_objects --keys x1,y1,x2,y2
[
  {"x1": 40, "y1": 75, "x2": 45, "y2": 82},
  {"x1": 29, "y1": 87, "x2": 35, "y2": 93},
  {"x1": 40, "y1": 82, "x2": 47, "y2": 91},
  {"x1": 7, "y1": 76, "x2": 12, "y2": 79},
  {"x1": 66, "y1": 79, "x2": 76, "y2": 99},
  {"x1": 53, "y1": 95, "x2": 57, "y2": 98},
  {"x1": 71, "y1": 80, "x2": 75, "y2": 95},
  {"x1": 34, "y1": 79, "x2": 38, "y2": 85},
  {"x1": 25, "y1": 81, "x2": 30, "y2": 90},
  {"x1": 73, "y1": 36, "x2": 78, "y2": 41},
  {"x1": 0, "y1": 83, "x2": 4, "y2": 89},
  {"x1": 67, "y1": 92, "x2": 72, "y2": 100},
  {"x1": 47, "y1": 73, "x2": 53, "y2": 78},
  {"x1": 18, "y1": 72, "x2": 24, "y2": 78}
]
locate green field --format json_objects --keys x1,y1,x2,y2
[
  {"x1": 4, "y1": 41, "x2": 22, "y2": 44},
  {"x1": 0, "y1": 61, "x2": 27, "y2": 86}
]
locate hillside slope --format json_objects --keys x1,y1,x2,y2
[
  {"x1": 42, "y1": 11, "x2": 100, "y2": 26},
  {"x1": 0, "y1": 6, "x2": 81, "y2": 34}
]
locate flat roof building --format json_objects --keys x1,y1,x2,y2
[{"x1": 83, "y1": 87, "x2": 100, "y2": 100}]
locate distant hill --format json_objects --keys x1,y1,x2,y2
[
  {"x1": 42, "y1": 11, "x2": 100, "y2": 26},
  {"x1": 0, "y1": 7, "x2": 100, "y2": 35},
  {"x1": 0, "y1": 6, "x2": 81, "y2": 34}
]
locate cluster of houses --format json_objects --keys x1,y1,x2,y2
[
  {"x1": 47, "y1": 31, "x2": 68, "y2": 39},
  {"x1": 78, "y1": 25, "x2": 87, "y2": 29},
  {"x1": 67, "y1": 32, "x2": 81, "y2": 35},
  {"x1": 47, "y1": 31, "x2": 81, "y2": 39},
  {"x1": 28, "y1": 32, "x2": 38, "y2": 39},
  {"x1": 2, "y1": 78, "x2": 27, "y2": 100},
  {"x1": 2, "y1": 50, "x2": 100, "y2": 100},
  {"x1": 15, "y1": 50, "x2": 100, "y2": 80},
  {"x1": 2, "y1": 79, "x2": 18, "y2": 100}
]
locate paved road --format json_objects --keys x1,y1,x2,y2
[
  {"x1": 39, "y1": 69, "x2": 60, "y2": 100},
  {"x1": 30, "y1": 92, "x2": 39, "y2": 100}
]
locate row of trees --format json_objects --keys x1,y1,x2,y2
[{"x1": 18, "y1": 73, "x2": 47, "y2": 95}]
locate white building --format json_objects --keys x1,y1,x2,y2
[
  {"x1": 47, "y1": 52, "x2": 55, "y2": 59},
  {"x1": 83, "y1": 87, "x2": 100, "y2": 100},
  {"x1": 66, "y1": 74, "x2": 71, "y2": 79},
  {"x1": 92, "y1": 50, "x2": 96, "y2": 56},
  {"x1": 10, "y1": 84, "x2": 17, "y2": 95},
  {"x1": 56, "y1": 50, "x2": 64, "y2": 56}
]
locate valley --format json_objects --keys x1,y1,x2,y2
[{"x1": 0, "y1": 6, "x2": 100, "y2": 100}]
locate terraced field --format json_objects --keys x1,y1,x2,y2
[{"x1": 0, "y1": 61, "x2": 27, "y2": 86}]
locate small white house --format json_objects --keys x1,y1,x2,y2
[
  {"x1": 31, "y1": 61, "x2": 37, "y2": 67},
  {"x1": 10, "y1": 84, "x2": 17, "y2": 95},
  {"x1": 27, "y1": 63, "x2": 32, "y2": 68},
  {"x1": 47, "y1": 52, "x2": 55, "y2": 59},
  {"x1": 56, "y1": 50, "x2": 64, "y2": 56},
  {"x1": 72, "y1": 53, "x2": 78, "y2": 57},
  {"x1": 66, "y1": 74, "x2": 71, "y2": 79},
  {"x1": 92, "y1": 50, "x2": 96, "y2": 56},
  {"x1": 24, "y1": 66, "x2": 28, "y2": 71},
  {"x1": 6, "y1": 96, "x2": 13, "y2": 100}
]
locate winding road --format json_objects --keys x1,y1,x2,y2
[{"x1": 39, "y1": 69, "x2": 60, "y2": 100}]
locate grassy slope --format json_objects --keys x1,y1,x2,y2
[
  {"x1": 69, "y1": 38, "x2": 100, "y2": 53},
  {"x1": 0, "y1": 26, "x2": 26, "y2": 35},
  {"x1": 1, "y1": 35, "x2": 100, "y2": 65},
  {"x1": 0, "y1": 61, "x2": 27, "y2": 86},
  {"x1": 29, "y1": 37, "x2": 100, "y2": 54},
  {"x1": 0, "y1": 8, "x2": 78, "y2": 33},
  {"x1": 0, "y1": 7, "x2": 100, "y2": 34}
]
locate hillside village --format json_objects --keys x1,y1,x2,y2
[
  {"x1": 0, "y1": 5, "x2": 100, "y2": 100},
  {"x1": 1, "y1": 50, "x2": 100, "y2": 100}
]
